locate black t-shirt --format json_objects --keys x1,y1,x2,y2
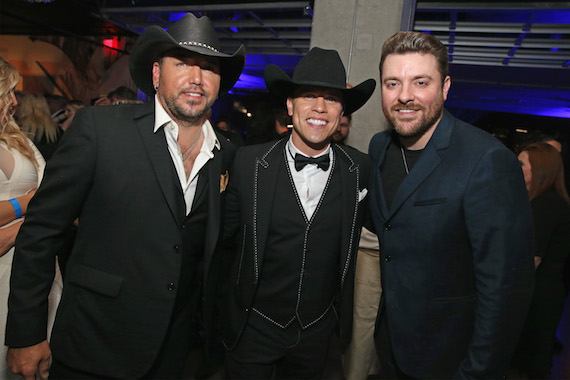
[{"x1": 381, "y1": 139, "x2": 422, "y2": 209}]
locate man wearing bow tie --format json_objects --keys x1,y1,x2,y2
[{"x1": 217, "y1": 47, "x2": 376, "y2": 379}]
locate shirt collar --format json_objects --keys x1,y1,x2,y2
[{"x1": 153, "y1": 95, "x2": 220, "y2": 152}]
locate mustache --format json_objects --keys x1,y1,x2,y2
[
  {"x1": 393, "y1": 104, "x2": 424, "y2": 111},
  {"x1": 179, "y1": 85, "x2": 204, "y2": 95}
]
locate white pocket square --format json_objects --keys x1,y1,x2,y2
[{"x1": 358, "y1": 188, "x2": 368, "y2": 202}]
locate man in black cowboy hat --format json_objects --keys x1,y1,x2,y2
[
  {"x1": 6, "y1": 13, "x2": 244, "y2": 379},
  {"x1": 218, "y1": 47, "x2": 376, "y2": 378}
]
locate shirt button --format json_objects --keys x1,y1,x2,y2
[{"x1": 384, "y1": 255, "x2": 392, "y2": 262}]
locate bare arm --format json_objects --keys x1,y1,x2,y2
[
  {"x1": 6, "y1": 341, "x2": 51, "y2": 380},
  {"x1": 0, "y1": 220, "x2": 23, "y2": 256},
  {"x1": 0, "y1": 190, "x2": 36, "y2": 226}
]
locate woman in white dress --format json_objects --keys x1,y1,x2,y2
[{"x1": 0, "y1": 57, "x2": 62, "y2": 378}]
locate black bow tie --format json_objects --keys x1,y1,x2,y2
[{"x1": 294, "y1": 153, "x2": 330, "y2": 171}]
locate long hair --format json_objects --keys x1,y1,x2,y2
[
  {"x1": 0, "y1": 57, "x2": 37, "y2": 167},
  {"x1": 18, "y1": 92, "x2": 59, "y2": 143},
  {"x1": 521, "y1": 142, "x2": 570, "y2": 204},
  {"x1": 379, "y1": 31, "x2": 449, "y2": 83}
]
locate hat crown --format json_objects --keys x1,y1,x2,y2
[
  {"x1": 292, "y1": 47, "x2": 347, "y2": 88},
  {"x1": 167, "y1": 13, "x2": 221, "y2": 53}
]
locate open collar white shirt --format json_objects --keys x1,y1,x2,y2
[
  {"x1": 154, "y1": 96, "x2": 220, "y2": 215},
  {"x1": 286, "y1": 137, "x2": 334, "y2": 220}
]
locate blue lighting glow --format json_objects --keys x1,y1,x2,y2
[{"x1": 169, "y1": 13, "x2": 186, "y2": 22}]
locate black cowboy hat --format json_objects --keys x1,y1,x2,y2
[
  {"x1": 264, "y1": 47, "x2": 376, "y2": 115},
  {"x1": 129, "y1": 13, "x2": 246, "y2": 96}
]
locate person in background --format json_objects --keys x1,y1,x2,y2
[
  {"x1": 93, "y1": 86, "x2": 139, "y2": 106},
  {"x1": 17, "y1": 93, "x2": 63, "y2": 161},
  {"x1": 215, "y1": 117, "x2": 243, "y2": 148},
  {"x1": 273, "y1": 105, "x2": 291, "y2": 138},
  {"x1": 342, "y1": 227, "x2": 381, "y2": 380},
  {"x1": 55, "y1": 100, "x2": 84, "y2": 132},
  {"x1": 511, "y1": 142, "x2": 570, "y2": 379},
  {"x1": 369, "y1": 31, "x2": 534, "y2": 378},
  {"x1": 332, "y1": 113, "x2": 351, "y2": 145},
  {"x1": 0, "y1": 57, "x2": 62, "y2": 379},
  {"x1": 337, "y1": 95, "x2": 380, "y2": 380},
  {"x1": 5, "y1": 13, "x2": 244, "y2": 379}
]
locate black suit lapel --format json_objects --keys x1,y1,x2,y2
[
  {"x1": 135, "y1": 104, "x2": 185, "y2": 226},
  {"x1": 201, "y1": 147, "x2": 224, "y2": 287},
  {"x1": 374, "y1": 136, "x2": 391, "y2": 220},
  {"x1": 253, "y1": 140, "x2": 284, "y2": 282},
  {"x1": 334, "y1": 145, "x2": 360, "y2": 287},
  {"x1": 388, "y1": 144, "x2": 441, "y2": 218}
]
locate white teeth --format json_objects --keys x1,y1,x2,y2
[
  {"x1": 186, "y1": 92, "x2": 201, "y2": 97},
  {"x1": 398, "y1": 109, "x2": 416, "y2": 113},
  {"x1": 307, "y1": 118, "x2": 326, "y2": 126}
]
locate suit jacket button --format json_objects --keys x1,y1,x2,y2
[
  {"x1": 384, "y1": 223, "x2": 391, "y2": 231},
  {"x1": 384, "y1": 255, "x2": 392, "y2": 262},
  {"x1": 167, "y1": 282, "x2": 175, "y2": 291},
  {"x1": 174, "y1": 245, "x2": 180, "y2": 252}
]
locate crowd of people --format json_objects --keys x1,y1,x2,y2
[{"x1": 0, "y1": 11, "x2": 568, "y2": 380}]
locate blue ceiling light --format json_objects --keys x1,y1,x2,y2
[
  {"x1": 230, "y1": 13, "x2": 242, "y2": 33},
  {"x1": 535, "y1": 11, "x2": 570, "y2": 23},
  {"x1": 169, "y1": 13, "x2": 186, "y2": 22},
  {"x1": 233, "y1": 73, "x2": 267, "y2": 92}
]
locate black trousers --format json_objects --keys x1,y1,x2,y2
[
  {"x1": 226, "y1": 310, "x2": 337, "y2": 380},
  {"x1": 374, "y1": 314, "x2": 415, "y2": 379}
]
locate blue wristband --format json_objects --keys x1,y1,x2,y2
[{"x1": 8, "y1": 198, "x2": 22, "y2": 219}]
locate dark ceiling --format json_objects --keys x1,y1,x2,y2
[{"x1": 1, "y1": 0, "x2": 569, "y2": 119}]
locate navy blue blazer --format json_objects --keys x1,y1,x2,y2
[{"x1": 369, "y1": 109, "x2": 534, "y2": 378}]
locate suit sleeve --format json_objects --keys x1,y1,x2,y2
[
  {"x1": 455, "y1": 146, "x2": 534, "y2": 378},
  {"x1": 6, "y1": 107, "x2": 98, "y2": 347}
]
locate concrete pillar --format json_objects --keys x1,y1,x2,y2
[{"x1": 311, "y1": 0, "x2": 413, "y2": 152}]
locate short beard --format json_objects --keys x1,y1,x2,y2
[
  {"x1": 383, "y1": 96, "x2": 444, "y2": 139},
  {"x1": 161, "y1": 91, "x2": 213, "y2": 124}
]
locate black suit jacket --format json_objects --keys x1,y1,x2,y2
[
  {"x1": 219, "y1": 138, "x2": 370, "y2": 352},
  {"x1": 369, "y1": 110, "x2": 535, "y2": 378},
  {"x1": 6, "y1": 102, "x2": 235, "y2": 378}
]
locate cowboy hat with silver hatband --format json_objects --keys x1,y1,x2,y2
[
  {"x1": 264, "y1": 47, "x2": 376, "y2": 115},
  {"x1": 129, "y1": 13, "x2": 246, "y2": 96}
]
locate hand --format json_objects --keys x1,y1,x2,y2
[
  {"x1": 94, "y1": 96, "x2": 111, "y2": 106},
  {"x1": 6, "y1": 341, "x2": 51, "y2": 380}
]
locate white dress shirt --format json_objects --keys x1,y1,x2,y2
[
  {"x1": 154, "y1": 96, "x2": 220, "y2": 215},
  {"x1": 286, "y1": 138, "x2": 334, "y2": 220}
]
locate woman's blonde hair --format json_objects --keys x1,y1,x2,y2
[
  {"x1": 18, "y1": 92, "x2": 59, "y2": 143},
  {"x1": 0, "y1": 57, "x2": 37, "y2": 167}
]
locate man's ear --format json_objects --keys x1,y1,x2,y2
[
  {"x1": 152, "y1": 62, "x2": 161, "y2": 90},
  {"x1": 286, "y1": 97, "x2": 294, "y2": 117},
  {"x1": 442, "y1": 75, "x2": 451, "y2": 101}
]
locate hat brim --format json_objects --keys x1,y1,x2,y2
[
  {"x1": 264, "y1": 64, "x2": 376, "y2": 115},
  {"x1": 129, "y1": 25, "x2": 245, "y2": 96}
]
